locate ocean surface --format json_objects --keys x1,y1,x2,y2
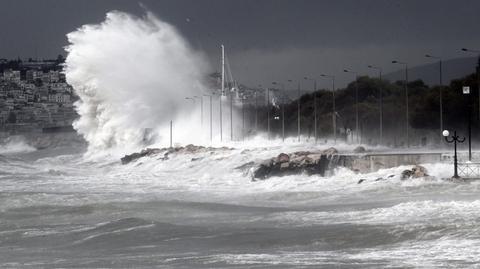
[{"x1": 1, "y1": 141, "x2": 479, "y2": 268}]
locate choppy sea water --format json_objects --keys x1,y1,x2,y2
[{"x1": 1, "y1": 142, "x2": 479, "y2": 268}]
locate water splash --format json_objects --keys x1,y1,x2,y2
[
  {"x1": 65, "y1": 11, "x2": 209, "y2": 154},
  {"x1": 0, "y1": 136, "x2": 36, "y2": 154}
]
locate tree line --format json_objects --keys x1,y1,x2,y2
[{"x1": 245, "y1": 72, "x2": 479, "y2": 147}]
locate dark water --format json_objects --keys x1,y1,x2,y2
[{"x1": 1, "y1": 145, "x2": 480, "y2": 268}]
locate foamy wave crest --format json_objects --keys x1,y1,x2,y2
[
  {"x1": 65, "y1": 11, "x2": 209, "y2": 154},
  {"x1": 0, "y1": 136, "x2": 36, "y2": 154}
]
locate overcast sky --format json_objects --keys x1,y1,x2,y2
[{"x1": 1, "y1": 0, "x2": 479, "y2": 88}]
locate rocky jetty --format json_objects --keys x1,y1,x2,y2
[
  {"x1": 250, "y1": 147, "x2": 343, "y2": 180},
  {"x1": 120, "y1": 144, "x2": 232, "y2": 164},
  {"x1": 121, "y1": 148, "x2": 163, "y2": 164}
]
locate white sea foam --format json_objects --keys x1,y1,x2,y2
[
  {"x1": 1, "y1": 137, "x2": 479, "y2": 267},
  {"x1": 205, "y1": 241, "x2": 480, "y2": 267},
  {"x1": 65, "y1": 11, "x2": 211, "y2": 155}
]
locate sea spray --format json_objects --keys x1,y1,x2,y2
[
  {"x1": 65, "y1": 11, "x2": 210, "y2": 154},
  {"x1": 0, "y1": 136, "x2": 36, "y2": 154}
]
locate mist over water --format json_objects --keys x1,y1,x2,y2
[{"x1": 65, "y1": 11, "x2": 209, "y2": 154}]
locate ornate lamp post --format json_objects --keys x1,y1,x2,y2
[{"x1": 443, "y1": 130, "x2": 465, "y2": 179}]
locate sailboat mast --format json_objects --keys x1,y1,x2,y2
[
  {"x1": 221, "y1": 44, "x2": 225, "y2": 95},
  {"x1": 220, "y1": 44, "x2": 224, "y2": 141}
]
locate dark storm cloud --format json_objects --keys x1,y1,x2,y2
[{"x1": 1, "y1": 0, "x2": 479, "y2": 87}]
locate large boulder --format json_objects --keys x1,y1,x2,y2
[
  {"x1": 183, "y1": 144, "x2": 205, "y2": 153},
  {"x1": 400, "y1": 169, "x2": 414, "y2": 180},
  {"x1": 292, "y1": 151, "x2": 312, "y2": 157},
  {"x1": 250, "y1": 148, "x2": 339, "y2": 180},
  {"x1": 353, "y1": 146, "x2": 366, "y2": 153},
  {"x1": 322, "y1": 147, "x2": 338, "y2": 156},
  {"x1": 412, "y1": 165, "x2": 428, "y2": 177},
  {"x1": 276, "y1": 153, "x2": 290, "y2": 163},
  {"x1": 401, "y1": 165, "x2": 429, "y2": 180},
  {"x1": 252, "y1": 159, "x2": 274, "y2": 180}
]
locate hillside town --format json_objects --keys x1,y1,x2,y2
[{"x1": 0, "y1": 57, "x2": 77, "y2": 134}]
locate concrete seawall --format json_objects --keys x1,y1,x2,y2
[{"x1": 351, "y1": 152, "x2": 443, "y2": 173}]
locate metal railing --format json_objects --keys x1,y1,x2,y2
[
  {"x1": 441, "y1": 153, "x2": 480, "y2": 179},
  {"x1": 457, "y1": 162, "x2": 480, "y2": 178}
]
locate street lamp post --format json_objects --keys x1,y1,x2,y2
[
  {"x1": 298, "y1": 81, "x2": 301, "y2": 142},
  {"x1": 463, "y1": 86, "x2": 473, "y2": 161},
  {"x1": 287, "y1": 79, "x2": 301, "y2": 142},
  {"x1": 392, "y1": 60, "x2": 410, "y2": 148},
  {"x1": 170, "y1": 120, "x2": 173, "y2": 148},
  {"x1": 240, "y1": 94, "x2": 246, "y2": 141},
  {"x1": 461, "y1": 48, "x2": 480, "y2": 121},
  {"x1": 219, "y1": 94, "x2": 223, "y2": 142},
  {"x1": 461, "y1": 48, "x2": 480, "y2": 160},
  {"x1": 220, "y1": 44, "x2": 225, "y2": 142},
  {"x1": 256, "y1": 85, "x2": 261, "y2": 134},
  {"x1": 425, "y1": 54, "x2": 443, "y2": 145},
  {"x1": 304, "y1": 77, "x2": 318, "y2": 143},
  {"x1": 344, "y1": 69, "x2": 359, "y2": 144},
  {"x1": 266, "y1": 87, "x2": 270, "y2": 140},
  {"x1": 185, "y1": 97, "x2": 196, "y2": 143},
  {"x1": 367, "y1": 65, "x2": 383, "y2": 145},
  {"x1": 443, "y1": 130, "x2": 465, "y2": 179},
  {"x1": 203, "y1": 94, "x2": 213, "y2": 142},
  {"x1": 194, "y1": 96, "x2": 203, "y2": 130},
  {"x1": 321, "y1": 74, "x2": 336, "y2": 144},
  {"x1": 272, "y1": 81, "x2": 286, "y2": 142},
  {"x1": 230, "y1": 87, "x2": 234, "y2": 141},
  {"x1": 281, "y1": 91, "x2": 285, "y2": 142}
]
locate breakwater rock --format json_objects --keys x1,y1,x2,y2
[
  {"x1": 250, "y1": 147, "x2": 352, "y2": 180},
  {"x1": 357, "y1": 165, "x2": 431, "y2": 184},
  {"x1": 121, "y1": 144, "x2": 232, "y2": 164},
  {"x1": 401, "y1": 165, "x2": 429, "y2": 180}
]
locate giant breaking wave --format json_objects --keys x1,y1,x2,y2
[{"x1": 65, "y1": 11, "x2": 209, "y2": 154}]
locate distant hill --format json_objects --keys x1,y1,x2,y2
[{"x1": 383, "y1": 57, "x2": 478, "y2": 86}]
